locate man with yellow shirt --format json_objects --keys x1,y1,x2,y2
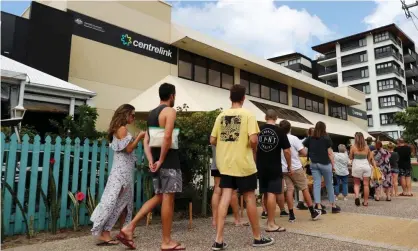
[{"x1": 210, "y1": 85, "x2": 274, "y2": 250}]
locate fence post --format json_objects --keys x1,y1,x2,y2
[
  {"x1": 14, "y1": 135, "x2": 30, "y2": 234},
  {"x1": 71, "y1": 138, "x2": 81, "y2": 193},
  {"x1": 98, "y1": 139, "x2": 107, "y2": 200},
  {"x1": 3, "y1": 133, "x2": 18, "y2": 235},
  {"x1": 39, "y1": 136, "x2": 52, "y2": 231},
  {"x1": 27, "y1": 135, "x2": 41, "y2": 231},
  {"x1": 52, "y1": 137, "x2": 62, "y2": 187},
  {"x1": 59, "y1": 137, "x2": 72, "y2": 228},
  {"x1": 79, "y1": 138, "x2": 90, "y2": 225},
  {"x1": 89, "y1": 140, "x2": 98, "y2": 208}
]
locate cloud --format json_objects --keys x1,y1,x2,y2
[
  {"x1": 171, "y1": 0, "x2": 334, "y2": 59},
  {"x1": 364, "y1": 0, "x2": 418, "y2": 46}
]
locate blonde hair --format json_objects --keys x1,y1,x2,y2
[{"x1": 354, "y1": 132, "x2": 366, "y2": 151}]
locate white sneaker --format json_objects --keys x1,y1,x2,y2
[
  {"x1": 335, "y1": 196, "x2": 338, "y2": 201},
  {"x1": 344, "y1": 197, "x2": 348, "y2": 201}
]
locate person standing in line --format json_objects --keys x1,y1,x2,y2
[
  {"x1": 119, "y1": 83, "x2": 185, "y2": 251},
  {"x1": 296, "y1": 127, "x2": 314, "y2": 211},
  {"x1": 373, "y1": 141, "x2": 392, "y2": 201},
  {"x1": 90, "y1": 104, "x2": 145, "y2": 246},
  {"x1": 257, "y1": 109, "x2": 291, "y2": 232},
  {"x1": 395, "y1": 138, "x2": 413, "y2": 196},
  {"x1": 333, "y1": 145, "x2": 350, "y2": 201},
  {"x1": 261, "y1": 186, "x2": 289, "y2": 219},
  {"x1": 211, "y1": 145, "x2": 248, "y2": 227},
  {"x1": 388, "y1": 143, "x2": 399, "y2": 197},
  {"x1": 210, "y1": 85, "x2": 274, "y2": 250},
  {"x1": 350, "y1": 132, "x2": 374, "y2": 207},
  {"x1": 303, "y1": 121, "x2": 341, "y2": 214},
  {"x1": 279, "y1": 120, "x2": 321, "y2": 223},
  {"x1": 367, "y1": 137, "x2": 375, "y2": 151}
]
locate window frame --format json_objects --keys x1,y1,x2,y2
[
  {"x1": 367, "y1": 115, "x2": 373, "y2": 127},
  {"x1": 328, "y1": 100, "x2": 348, "y2": 120},
  {"x1": 292, "y1": 88, "x2": 325, "y2": 115}
]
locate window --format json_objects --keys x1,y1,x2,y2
[
  {"x1": 386, "y1": 131, "x2": 399, "y2": 140},
  {"x1": 342, "y1": 67, "x2": 369, "y2": 82},
  {"x1": 341, "y1": 51, "x2": 368, "y2": 66},
  {"x1": 359, "y1": 38, "x2": 367, "y2": 47},
  {"x1": 178, "y1": 50, "x2": 193, "y2": 79},
  {"x1": 277, "y1": 62, "x2": 286, "y2": 66},
  {"x1": 292, "y1": 88, "x2": 325, "y2": 114},
  {"x1": 288, "y1": 58, "x2": 301, "y2": 65},
  {"x1": 377, "y1": 78, "x2": 401, "y2": 92},
  {"x1": 379, "y1": 95, "x2": 403, "y2": 108},
  {"x1": 240, "y1": 70, "x2": 288, "y2": 104},
  {"x1": 374, "y1": 31, "x2": 390, "y2": 43},
  {"x1": 360, "y1": 53, "x2": 368, "y2": 62},
  {"x1": 380, "y1": 113, "x2": 396, "y2": 125},
  {"x1": 352, "y1": 83, "x2": 371, "y2": 94},
  {"x1": 178, "y1": 50, "x2": 234, "y2": 89},
  {"x1": 401, "y1": 84, "x2": 406, "y2": 94},
  {"x1": 404, "y1": 100, "x2": 408, "y2": 107},
  {"x1": 376, "y1": 61, "x2": 400, "y2": 75},
  {"x1": 328, "y1": 100, "x2": 347, "y2": 120},
  {"x1": 367, "y1": 115, "x2": 373, "y2": 127},
  {"x1": 366, "y1": 98, "x2": 372, "y2": 110}
]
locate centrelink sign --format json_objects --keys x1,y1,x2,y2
[{"x1": 69, "y1": 10, "x2": 177, "y2": 65}]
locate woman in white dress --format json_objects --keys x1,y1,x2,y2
[{"x1": 90, "y1": 104, "x2": 145, "y2": 246}]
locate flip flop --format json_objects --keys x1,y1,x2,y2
[
  {"x1": 399, "y1": 193, "x2": 407, "y2": 196},
  {"x1": 116, "y1": 233, "x2": 135, "y2": 249},
  {"x1": 96, "y1": 239, "x2": 119, "y2": 246},
  {"x1": 235, "y1": 222, "x2": 250, "y2": 227},
  {"x1": 266, "y1": 227, "x2": 286, "y2": 232},
  {"x1": 161, "y1": 243, "x2": 186, "y2": 251},
  {"x1": 362, "y1": 202, "x2": 368, "y2": 207}
]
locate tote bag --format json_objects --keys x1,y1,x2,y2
[{"x1": 148, "y1": 127, "x2": 180, "y2": 149}]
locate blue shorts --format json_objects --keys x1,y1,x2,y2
[{"x1": 391, "y1": 169, "x2": 399, "y2": 174}]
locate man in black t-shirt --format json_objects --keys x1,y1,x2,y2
[
  {"x1": 256, "y1": 109, "x2": 291, "y2": 232},
  {"x1": 395, "y1": 138, "x2": 413, "y2": 196}
]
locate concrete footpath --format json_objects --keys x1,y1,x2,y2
[{"x1": 4, "y1": 190, "x2": 418, "y2": 251}]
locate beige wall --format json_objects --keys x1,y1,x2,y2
[{"x1": 63, "y1": 1, "x2": 175, "y2": 131}]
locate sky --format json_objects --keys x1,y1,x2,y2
[{"x1": 2, "y1": 0, "x2": 418, "y2": 59}]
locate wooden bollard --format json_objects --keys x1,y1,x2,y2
[{"x1": 188, "y1": 202, "x2": 193, "y2": 230}]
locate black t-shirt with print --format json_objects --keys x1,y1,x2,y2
[
  {"x1": 395, "y1": 145, "x2": 412, "y2": 170},
  {"x1": 256, "y1": 124, "x2": 291, "y2": 179}
]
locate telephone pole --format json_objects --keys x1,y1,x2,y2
[{"x1": 401, "y1": 0, "x2": 418, "y2": 18}]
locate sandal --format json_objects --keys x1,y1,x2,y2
[
  {"x1": 96, "y1": 239, "x2": 119, "y2": 246},
  {"x1": 399, "y1": 193, "x2": 407, "y2": 196},
  {"x1": 362, "y1": 202, "x2": 368, "y2": 207},
  {"x1": 386, "y1": 197, "x2": 392, "y2": 201},
  {"x1": 266, "y1": 226, "x2": 286, "y2": 232},
  {"x1": 161, "y1": 243, "x2": 186, "y2": 251},
  {"x1": 116, "y1": 233, "x2": 135, "y2": 249}
]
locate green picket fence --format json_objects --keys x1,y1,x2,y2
[{"x1": 0, "y1": 133, "x2": 145, "y2": 236}]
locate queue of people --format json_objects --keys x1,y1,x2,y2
[{"x1": 89, "y1": 83, "x2": 414, "y2": 250}]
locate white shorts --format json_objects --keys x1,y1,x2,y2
[{"x1": 352, "y1": 159, "x2": 372, "y2": 179}]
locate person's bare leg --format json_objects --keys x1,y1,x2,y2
[
  {"x1": 392, "y1": 173, "x2": 398, "y2": 196},
  {"x1": 384, "y1": 187, "x2": 390, "y2": 200},
  {"x1": 354, "y1": 178, "x2": 360, "y2": 202},
  {"x1": 266, "y1": 192, "x2": 279, "y2": 231},
  {"x1": 99, "y1": 231, "x2": 115, "y2": 242},
  {"x1": 363, "y1": 178, "x2": 370, "y2": 205},
  {"x1": 244, "y1": 190, "x2": 261, "y2": 240},
  {"x1": 119, "y1": 208, "x2": 127, "y2": 230},
  {"x1": 400, "y1": 176, "x2": 407, "y2": 194},
  {"x1": 231, "y1": 190, "x2": 245, "y2": 225},
  {"x1": 215, "y1": 188, "x2": 233, "y2": 244},
  {"x1": 121, "y1": 194, "x2": 163, "y2": 242},
  {"x1": 301, "y1": 189, "x2": 313, "y2": 207},
  {"x1": 211, "y1": 177, "x2": 221, "y2": 227},
  {"x1": 160, "y1": 193, "x2": 182, "y2": 250},
  {"x1": 262, "y1": 193, "x2": 267, "y2": 213},
  {"x1": 276, "y1": 193, "x2": 285, "y2": 211},
  {"x1": 406, "y1": 176, "x2": 412, "y2": 195}
]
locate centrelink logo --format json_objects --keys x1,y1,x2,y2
[
  {"x1": 75, "y1": 18, "x2": 83, "y2": 25},
  {"x1": 121, "y1": 34, "x2": 132, "y2": 46}
]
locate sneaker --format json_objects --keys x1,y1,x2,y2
[
  {"x1": 288, "y1": 214, "x2": 296, "y2": 223},
  {"x1": 261, "y1": 211, "x2": 267, "y2": 219},
  {"x1": 212, "y1": 242, "x2": 228, "y2": 250},
  {"x1": 332, "y1": 205, "x2": 341, "y2": 214},
  {"x1": 335, "y1": 196, "x2": 339, "y2": 201},
  {"x1": 344, "y1": 197, "x2": 348, "y2": 201},
  {"x1": 296, "y1": 202, "x2": 308, "y2": 210},
  {"x1": 280, "y1": 211, "x2": 289, "y2": 217},
  {"x1": 314, "y1": 205, "x2": 327, "y2": 215},
  {"x1": 311, "y1": 209, "x2": 322, "y2": 221},
  {"x1": 253, "y1": 236, "x2": 275, "y2": 247}
]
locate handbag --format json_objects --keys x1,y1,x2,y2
[{"x1": 148, "y1": 127, "x2": 180, "y2": 149}]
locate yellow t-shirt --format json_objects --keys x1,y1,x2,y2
[{"x1": 211, "y1": 108, "x2": 260, "y2": 177}]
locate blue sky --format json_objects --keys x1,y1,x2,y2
[{"x1": 1, "y1": 1, "x2": 414, "y2": 58}]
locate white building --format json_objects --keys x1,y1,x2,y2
[{"x1": 312, "y1": 24, "x2": 417, "y2": 140}]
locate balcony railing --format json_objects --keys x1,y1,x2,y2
[
  {"x1": 375, "y1": 50, "x2": 403, "y2": 62},
  {"x1": 376, "y1": 66, "x2": 404, "y2": 77},
  {"x1": 404, "y1": 50, "x2": 418, "y2": 64},
  {"x1": 406, "y1": 64, "x2": 418, "y2": 78},
  {"x1": 319, "y1": 79, "x2": 338, "y2": 87},
  {"x1": 318, "y1": 65, "x2": 337, "y2": 76},
  {"x1": 317, "y1": 52, "x2": 336, "y2": 61}
]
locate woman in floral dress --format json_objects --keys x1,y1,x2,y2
[
  {"x1": 373, "y1": 141, "x2": 392, "y2": 201},
  {"x1": 90, "y1": 104, "x2": 145, "y2": 246}
]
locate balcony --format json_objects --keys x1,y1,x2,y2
[
  {"x1": 407, "y1": 77, "x2": 418, "y2": 92},
  {"x1": 317, "y1": 52, "x2": 337, "y2": 67},
  {"x1": 408, "y1": 98, "x2": 417, "y2": 107},
  {"x1": 318, "y1": 65, "x2": 337, "y2": 77},
  {"x1": 319, "y1": 79, "x2": 338, "y2": 87},
  {"x1": 406, "y1": 64, "x2": 418, "y2": 78},
  {"x1": 404, "y1": 50, "x2": 417, "y2": 64},
  {"x1": 375, "y1": 50, "x2": 403, "y2": 63},
  {"x1": 376, "y1": 66, "x2": 404, "y2": 77}
]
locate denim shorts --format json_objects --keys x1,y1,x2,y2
[{"x1": 391, "y1": 169, "x2": 399, "y2": 174}]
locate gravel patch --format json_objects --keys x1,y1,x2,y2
[{"x1": 5, "y1": 218, "x2": 388, "y2": 251}]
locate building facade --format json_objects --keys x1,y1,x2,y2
[
  {"x1": 1, "y1": 0, "x2": 371, "y2": 144},
  {"x1": 311, "y1": 25, "x2": 417, "y2": 140},
  {"x1": 268, "y1": 53, "x2": 317, "y2": 79}
]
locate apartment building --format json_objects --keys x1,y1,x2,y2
[
  {"x1": 268, "y1": 53, "x2": 317, "y2": 79},
  {"x1": 0, "y1": 1, "x2": 371, "y2": 146},
  {"x1": 311, "y1": 24, "x2": 417, "y2": 140}
]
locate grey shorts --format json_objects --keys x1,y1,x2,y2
[{"x1": 152, "y1": 168, "x2": 182, "y2": 194}]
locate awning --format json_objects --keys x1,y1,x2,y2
[{"x1": 129, "y1": 75, "x2": 372, "y2": 138}]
